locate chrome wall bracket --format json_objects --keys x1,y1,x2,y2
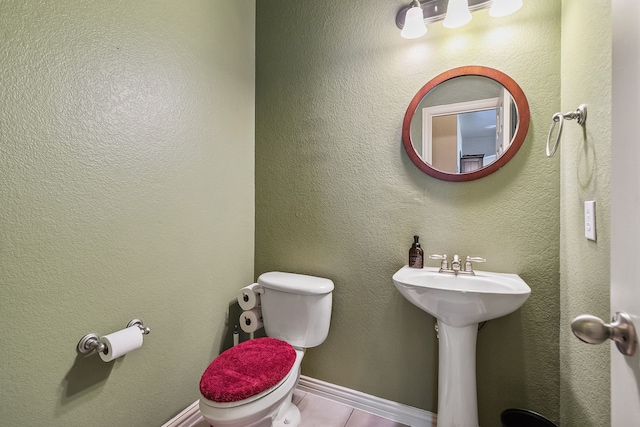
[
  {"x1": 127, "y1": 318, "x2": 151, "y2": 335},
  {"x1": 571, "y1": 311, "x2": 637, "y2": 356},
  {"x1": 77, "y1": 333, "x2": 106, "y2": 355}
]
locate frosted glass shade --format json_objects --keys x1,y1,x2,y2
[
  {"x1": 443, "y1": 0, "x2": 472, "y2": 28},
  {"x1": 489, "y1": 0, "x2": 523, "y2": 17},
  {"x1": 401, "y1": 5, "x2": 427, "y2": 39}
]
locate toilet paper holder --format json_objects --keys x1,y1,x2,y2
[{"x1": 77, "y1": 318, "x2": 151, "y2": 355}]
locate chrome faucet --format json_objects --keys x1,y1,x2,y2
[
  {"x1": 451, "y1": 254, "x2": 462, "y2": 273},
  {"x1": 429, "y1": 254, "x2": 486, "y2": 275}
]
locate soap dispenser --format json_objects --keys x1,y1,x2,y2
[{"x1": 409, "y1": 235, "x2": 424, "y2": 268}]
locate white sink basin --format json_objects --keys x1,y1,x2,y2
[
  {"x1": 393, "y1": 265, "x2": 531, "y2": 426},
  {"x1": 392, "y1": 266, "x2": 531, "y2": 327}
]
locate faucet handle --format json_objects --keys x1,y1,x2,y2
[
  {"x1": 464, "y1": 256, "x2": 486, "y2": 274},
  {"x1": 429, "y1": 254, "x2": 449, "y2": 271}
]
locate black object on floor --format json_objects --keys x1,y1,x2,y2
[{"x1": 501, "y1": 408, "x2": 558, "y2": 427}]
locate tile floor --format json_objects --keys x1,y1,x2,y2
[
  {"x1": 292, "y1": 389, "x2": 409, "y2": 427},
  {"x1": 193, "y1": 388, "x2": 409, "y2": 427}
]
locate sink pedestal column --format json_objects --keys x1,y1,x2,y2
[{"x1": 437, "y1": 321, "x2": 479, "y2": 427}]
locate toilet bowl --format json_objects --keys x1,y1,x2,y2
[{"x1": 198, "y1": 272, "x2": 334, "y2": 427}]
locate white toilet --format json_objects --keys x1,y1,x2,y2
[{"x1": 199, "y1": 271, "x2": 334, "y2": 427}]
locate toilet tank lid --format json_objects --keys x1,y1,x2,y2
[{"x1": 258, "y1": 272, "x2": 334, "y2": 295}]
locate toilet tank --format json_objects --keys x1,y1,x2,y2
[{"x1": 257, "y1": 272, "x2": 334, "y2": 348}]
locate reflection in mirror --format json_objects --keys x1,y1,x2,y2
[
  {"x1": 411, "y1": 76, "x2": 517, "y2": 173},
  {"x1": 402, "y1": 66, "x2": 529, "y2": 182}
]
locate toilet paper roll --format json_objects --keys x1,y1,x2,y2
[
  {"x1": 99, "y1": 326, "x2": 144, "y2": 362},
  {"x1": 240, "y1": 308, "x2": 263, "y2": 334},
  {"x1": 238, "y1": 283, "x2": 261, "y2": 310}
]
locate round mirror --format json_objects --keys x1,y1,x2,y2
[{"x1": 402, "y1": 66, "x2": 530, "y2": 182}]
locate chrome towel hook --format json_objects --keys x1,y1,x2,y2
[{"x1": 546, "y1": 104, "x2": 587, "y2": 157}]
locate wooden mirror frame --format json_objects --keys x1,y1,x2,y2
[{"x1": 402, "y1": 66, "x2": 530, "y2": 182}]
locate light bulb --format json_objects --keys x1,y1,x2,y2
[
  {"x1": 489, "y1": 0, "x2": 523, "y2": 17},
  {"x1": 443, "y1": 0, "x2": 472, "y2": 29},
  {"x1": 401, "y1": 4, "x2": 427, "y2": 39}
]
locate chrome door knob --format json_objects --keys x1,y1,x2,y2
[{"x1": 571, "y1": 312, "x2": 637, "y2": 356}]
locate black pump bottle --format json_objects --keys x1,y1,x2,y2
[{"x1": 409, "y1": 235, "x2": 424, "y2": 268}]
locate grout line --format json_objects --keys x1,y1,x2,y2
[{"x1": 343, "y1": 408, "x2": 355, "y2": 427}]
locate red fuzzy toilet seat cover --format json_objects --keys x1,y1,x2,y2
[{"x1": 199, "y1": 337, "x2": 296, "y2": 403}]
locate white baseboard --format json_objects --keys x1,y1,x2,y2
[
  {"x1": 297, "y1": 375, "x2": 436, "y2": 427},
  {"x1": 161, "y1": 400, "x2": 203, "y2": 427},
  {"x1": 162, "y1": 376, "x2": 436, "y2": 427}
]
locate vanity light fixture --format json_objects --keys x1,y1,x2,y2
[
  {"x1": 396, "y1": 0, "x2": 523, "y2": 39},
  {"x1": 401, "y1": 0, "x2": 428, "y2": 39},
  {"x1": 443, "y1": 0, "x2": 472, "y2": 29}
]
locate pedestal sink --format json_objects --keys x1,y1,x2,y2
[{"x1": 392, "y1": 266, "x2": 531, "y2": 427}]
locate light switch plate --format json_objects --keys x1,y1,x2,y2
[{"x1": 585, "y1": 201, "x2": 596, "y2": 241}]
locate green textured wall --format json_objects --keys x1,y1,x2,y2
[
  {"x1": 560, "y1": 1, "x2": 611, "y2": 425},
  {"x1": 0, "y1": 1, "x2": 255, "y2": 426},
  {"x1": 256, "y1": 1, "x2": 561, "y2": 425}
]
